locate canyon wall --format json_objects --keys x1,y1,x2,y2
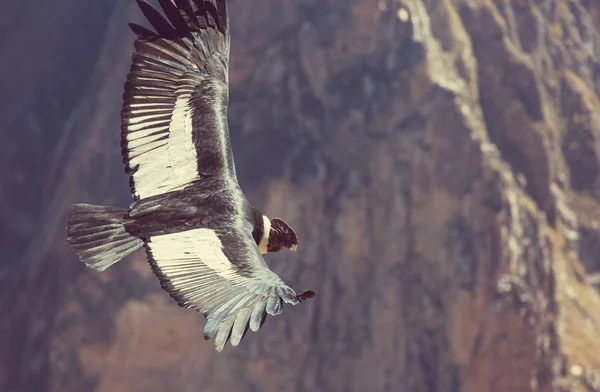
[{"x1": 2, "y1": 0, "x2": 600, "y2": 391}]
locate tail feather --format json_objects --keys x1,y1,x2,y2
[{"x1": 66, "y1": 204, "x2": 143, "y2": 271}]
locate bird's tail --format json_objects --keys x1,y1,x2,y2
[{"x1": 66, "y1": 203, "x2": 143, "y2": 271}]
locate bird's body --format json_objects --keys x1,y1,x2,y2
[{"x1": 66, "y1": 0, "x2": 313, "y2": 352}]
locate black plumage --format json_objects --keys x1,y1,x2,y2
[{"x1": 66, "y1": 0, "x2": 313, "y2": 352}]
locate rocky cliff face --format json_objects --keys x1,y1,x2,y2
[{"x1": 2, "y1": 0, "x2": 600, "y2": 391}]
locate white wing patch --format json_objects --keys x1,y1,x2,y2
[
  {"x1": 126, "y1": 90, "x2": 200, "y2": 200},
  {"x1": 147, "y1": 228, "x2": 246, "y2": 283},
  {"x1": 145, "y1": 227, "x2": 301, "y2": 351}
]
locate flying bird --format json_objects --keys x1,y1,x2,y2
[{"x1": 66, "y1": 0, "x2": 314, "y2": 352}]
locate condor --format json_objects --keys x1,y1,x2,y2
[{"x1": 66, "y1": 0, "x2": 314, "y2": 352}]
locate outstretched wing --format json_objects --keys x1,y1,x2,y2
[
  {"x1": 144, "y1": 225, "x2": 302, "y2": 351},
  {"x1": 122, "y1": 0, "x2": 235, "y2": 201}
]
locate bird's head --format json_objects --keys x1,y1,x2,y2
[{"x1": 266, "y1": 217, "x2": 299, "y2": 253}]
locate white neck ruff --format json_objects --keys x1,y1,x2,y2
[{"x1": 257, "y1": 215, "x2": 271, "y2": 254}]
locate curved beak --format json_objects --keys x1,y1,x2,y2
[{"x1": 289, "y1": 244, "x2": 298, "y2": 253}]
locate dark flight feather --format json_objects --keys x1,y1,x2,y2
[
  {"x1": 190, "y1": 0, "x2": 208, "y2": 29},
  {"x1": 215, "y1": 0, "x2": 227, "y2": 33},
  {"x1": 136, "y1": 0, "x2": 178, "y2": 38},
  {"x1": 174, "y1": 0, "x2": 200, "y2": 28},
  {"x1": 202, "y1": 1, "x2": 219, "y2": 29},
  {"x1": 128, "y1": 23, "x2": 157, "y2": 39},
  {"x1": 158, "y1": 0, "x2": 189, "y2": 33}
]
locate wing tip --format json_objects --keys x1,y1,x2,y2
[
  {"x1": 297, "y1": 290, "x2": 316, "y2": 302},
  {"x1": 128, "y1": 22, "x2": 157, "y2": 39},
  {"x1": 136, "y1": 0, "x2": 179, "y2": 39},
  {"x1": 131, "y1": 0, "x2": 228, "y2": 39}
]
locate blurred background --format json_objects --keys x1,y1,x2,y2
[{"x1": 2, "y1": 0, "x2": 600, "y2": 391}]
